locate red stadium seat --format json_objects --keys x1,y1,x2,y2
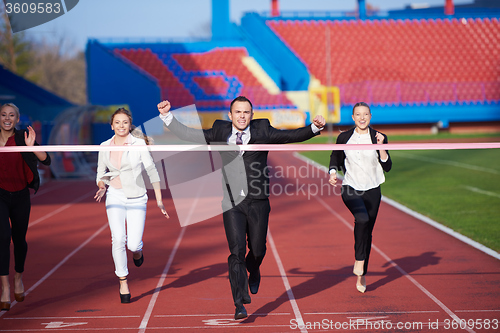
[
  {"x1": 269, "y1": 17, "x2": 500, "y2": 104},
  {"x1": 115, "y1": 48, "x2": 195, "y2": 107},
  {"x1": 172, "y1": 48, "x2": 294, "y2": 108}
]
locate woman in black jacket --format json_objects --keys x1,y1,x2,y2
[
  {"x1": 0, "y1": 103, "x2": 51, "y2": 311},
  {"x1": 328, "y1": 102, "x2": 391, "y2": 293}
]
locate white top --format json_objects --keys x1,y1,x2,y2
[
  {"x1": 96, "y1": 135, "x2": 160, "y2": 198},
  {"x1": 342, "y1": 131, "x2": 386, "y2": 191}
]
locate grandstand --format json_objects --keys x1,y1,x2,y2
[
  {"x1": 113, "y1": 46, "x2": 295, "y2": 111},
  {"x1": 267, "y1": 17, "x2": 500, "y2": 105},
  {"x1": 86, "y1": 0, "x2": 500, "y2": 144}
]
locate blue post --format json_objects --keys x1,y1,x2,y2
[
  {"x1": 358, "y1": 0, "x2": 366, "y2": 19},
  {"x1": 212, "y1": 0, "x2": 231, "y2": 40}
]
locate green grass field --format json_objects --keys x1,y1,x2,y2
[{"x1": 300, "y1": 133, "x2": 500, "y2": 252}]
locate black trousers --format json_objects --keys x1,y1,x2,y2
[
  {"x1": 341, "y1": 185, "x2": 381, "y2": 276},
  {"x1": 222, "y1": 197, "x2": 270, "y2": 307},
  {"x1": 0, "y1": 187, "x2": 31, "y2": 276}
]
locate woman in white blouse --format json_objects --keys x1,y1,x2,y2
[
  {"x1": 328, "y1": 102, "x2": 392, "y2": 293},
  {"x1": 94, "y1": 108, "x2": 169, "y2": 303}
]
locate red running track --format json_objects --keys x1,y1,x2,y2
[{"x1": 0, "y1": 152, "x2": 498, "y2": 332}]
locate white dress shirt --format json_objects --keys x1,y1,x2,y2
[{"x1": 342, "y1": 131, "x2": 386, "y2": 191}]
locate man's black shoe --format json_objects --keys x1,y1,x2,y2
[
  {"x1": 234, "y1": 305, "x2": 247, "y2": 320},
  {"x1": 249, "y1": 269, "x2": 261, "y2": 294}
]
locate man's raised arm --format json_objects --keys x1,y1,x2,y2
[{"x1": 157, "y1": 100, "x2": 212, "y2": 144}]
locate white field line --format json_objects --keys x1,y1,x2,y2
[
  {"x1": 154, "y1": 312, "x2": 291, "y2": 317},
  {"x1": 268, "y1": 229, "x2": 307, "y2": 333},
  {"x1": 396, "y1": 152, "x2": 500, "y2": 175},
  {"x1": 0, "y1": 324, "x2": 293, "y2": 331},
  {"x1": 304, "y1": 310, "x2": 440, "y2": 315},
  {"x1": 455, "y1": 309, "x2": 500, "y2": 313},
  {"x1": 33, "y1": 181, "x2": 72, "y2": 196},
  {"x1": 4, "y1": 316, "x2": 140, "y2": 320},
  {"x1": 463, "y1": 185, "x2": 500, "y2": 199},
  {"x1": 30, "y1": 190, "x2": 96, "y2": 227},
  {"x1": 138, "y1": 227, "x2": 186, "y2": 332}
]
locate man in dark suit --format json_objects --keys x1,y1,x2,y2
[{"x1": 158, "y1": 96, "x2": 325, "y2": 319}]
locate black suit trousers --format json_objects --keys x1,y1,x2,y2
[
  {"x1": 222, "y1": 197, "x2": 271, "y2": 307},
  {"x1": 341, "y1": 185, "x2": 381, "y2": 276},
  {"x1": 0, "y1": 187, "x2": 31, "y2": 276}
]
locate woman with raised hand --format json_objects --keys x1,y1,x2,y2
[
  {"x1": 0, "y1": 103, "x2": 51, "y2": 311},
  {"x1": 94, "y1": 108, "x2": 169, "y2": 303},
  {"x1": 328, "y1": 102, "x2": 392, "y2": 293}
]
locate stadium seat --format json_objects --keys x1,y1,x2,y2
[
  {"x1": 268, "y1": 17, "x2": 500, "y2": 105},
  {"x1": 171, "y1": 47, "x2": 295, "y2": 110}
]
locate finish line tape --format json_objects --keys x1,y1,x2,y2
[{"x1": 1, "y1": 142, "x2": 499, "y2": 153}]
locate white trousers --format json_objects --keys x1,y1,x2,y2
[{"x1": 105, "y1": 186, "x2": 147, "y2": 277}]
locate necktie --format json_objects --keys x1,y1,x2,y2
[
  {"x1": 236, "y1": 132, "x2": 244, "y2": 156},
  {"x1": 236, "y1": 132, "x2": 243, "y2": 145}
]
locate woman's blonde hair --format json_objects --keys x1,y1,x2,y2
[
  {"x1": 0, "y1": 103, "x2": 20, "y2": 120},
  {"x1": 110, "y1": 108, "x2": 153, "y2": 145}
]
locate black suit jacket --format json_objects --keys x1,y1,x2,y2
[
  {"x1": 167, "y1": 116, "x2": 320, "y2": 204},
  {"x1": 329, "y1": 126, "x2": 392, "y2": 175}
]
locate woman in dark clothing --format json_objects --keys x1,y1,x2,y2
[
  {"x1": 328, "y1": 102, "x2": 392, "y2": 293},
  {"x1": 0, "y1": 103, "x2": 51, "y2": 311}
]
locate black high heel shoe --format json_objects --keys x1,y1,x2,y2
[
  {"x1": 133, "y1": 252, "x2": 144, "y2": 267},
  {"x1": 119, "y1": 277, "x2": 131, "y2": 304}
]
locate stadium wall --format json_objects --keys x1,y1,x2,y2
[
  {"x1": 339, "y1": 102, "x2": 500, "y2": 127},
  {"x1": 86, "y1": 39, "x2": 162, "y2": 144},
  {"x1": 109, "y1": 33, "x2": 283, "y2": 93}
]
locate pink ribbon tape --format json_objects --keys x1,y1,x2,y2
[{"x1": 0, "y1": 142, "x2": 499, "y2": 152}]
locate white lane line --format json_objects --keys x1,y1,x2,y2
[
  {"x1": 396, "y1": 152, "x2": 500, "y2": 175},
  {"x1": 30, "y1": 190, "x2": 95, "y2": 227},
  {"x1": 33, "y1": 181, "x2": 72, "y2": 196},
  {"x1": 0, "y1": 223, "x2": 108, "y2": 319},
  {"x1": 268, "y1": 229, "x2": 307, "y2": 333},
  {"x1": 293, "y1": 152, "x2": 329, "y2": 174},
  {"x1": 314, "y1": 195, "x2": 475, "y2": 333},
  {"x1": 462, "y1": 185, "x2": 500, "y2": 199},
  {"x1": 154, "y1": 312, "x2": 290, "y2": 317},
  {"x1": 153, "y1": 324, "x2": 291, "y2": 329},
  {"x1": 305, "y1": 310, "x2": 440, "y2": 315},
  {"x1": 455, "y1": 309, "x2": 500, "y2": 313},
  {"x1": 0, "y1": 324, "x2": 292, "y2": 331},
  {"x1": 138, "y1": 227, "x2": 186, "y2": 332},
  {"x1": 381, "y1": 196, "x2": 500, "y2": 260},
  {"x1": 4, "y1": 315, "x2": 140, "y2": 320}
]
